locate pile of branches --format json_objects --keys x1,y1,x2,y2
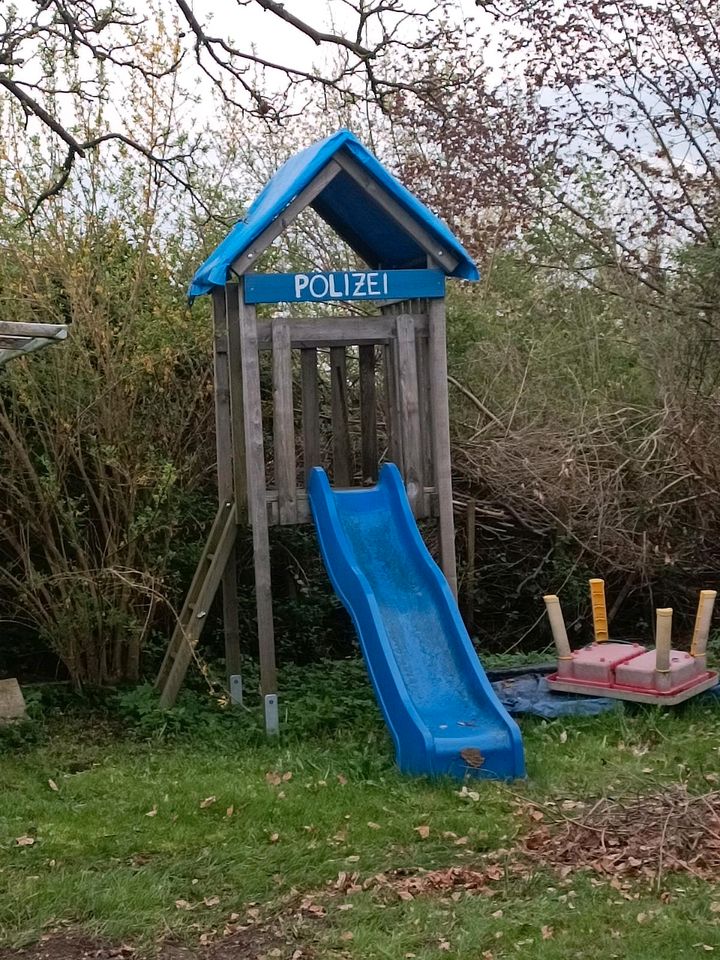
[
  {"x1": 522, "y1": 786, "x2": 720, "y2": 885},
  {"x1": 450, "y1": 390, "x2": 720, "y2": 648}
]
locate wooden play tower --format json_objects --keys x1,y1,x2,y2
[{"x1": 156, "y1": 130, "x2": 479, "y2": 731}]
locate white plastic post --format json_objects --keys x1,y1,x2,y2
[
  {"x1": 655, "y1": 608, "x2": 673, "y2": 692},
  {"x1": 544, "y1": 595, "x2": 573, "y2": 677},
  {"x1": 691, "y1": 589, "x2": 716, "y2": 671}
]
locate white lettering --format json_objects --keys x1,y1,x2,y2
[
  {"x1": 383, "y1": 272, "x2": 389, "y2": 295},
  {"x1": 328, "y1": 274, "x2": 343, "y2": 298},
  {"x1": 366, "y1": 272, "x2": 380, "y2": 296},
  {"x1": 353, "y1": 272, "x2": 367, "y2": 297},
  {"x1": 295, "y1": 274, "x2": 310, "y2": 299},
  {"x1": 309, "y1": 274, "x2": 329, "y2": 299}
]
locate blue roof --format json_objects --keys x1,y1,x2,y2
[{"x1": 188, "y1": 129, "x2": 479, "y2": 298}]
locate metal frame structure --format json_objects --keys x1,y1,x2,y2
[{"x1": 0, "y1": 321, "x2": 68, "y2": 367}]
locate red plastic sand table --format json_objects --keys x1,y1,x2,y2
[{"x1": 547, "y1": 642, "x2": 718, "y2": 704}]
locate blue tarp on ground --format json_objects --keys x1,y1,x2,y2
[
  {"x1": 492, "y1": 674, "x2": 620, "y2": 719},
  {"x1": 188, "y1": 129, "x2": 479, "y2": 298}
]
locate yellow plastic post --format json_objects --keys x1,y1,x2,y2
[
  {"x1": 543, "y1": 595, "x2": 573, "y2": 677},
  {"x1": 589, "y1": 578, "x2": 609, "y2": 643},
  {"x1": 691, "y1": 589, "x2": 717, "y2": 670}
]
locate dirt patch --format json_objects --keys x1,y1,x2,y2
[
  {"x1": 521, "y1": 786, "x2": 720, "y2": 885},
  {"x1": 0, "y1": 936, "x2": 126, "y2": 960},
  {"x1": 0, "y1": 928, "x2": 310, "y2": 960}
]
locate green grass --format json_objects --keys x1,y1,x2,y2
[{"x1": 2, "y1": 662, "x2": 720, "y2": 957}]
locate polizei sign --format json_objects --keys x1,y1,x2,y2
[{"x1": 243, "y1": 268, "x2": 445, "y2": 305}]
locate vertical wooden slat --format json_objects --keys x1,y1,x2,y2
[
  {"x1": 382, "y1": 341, "x2": 403, "y2": 470},
  {"x1": 395, "y1": 314, "x2": 424, "y2": 515},
  {"x1": 330, "y1": 346, "x2": 352, "y2": 486},
  {"x1": 380, "y1": 303, "x2": 403, "y2": 470},
  {"x1": 213, "y1": 288, "x2": 242, "y2": 686},
  {"x1": 416, "y1": 329, "x2": 433, "y2": 510},
  {"x1": 359, "y1": 344, "x2": 378, "y2": 483},
  {"x1": 301, "y1": 348, "x2": 320, "y2": 485},
  {"x1": 271, "y1": 317, "x2": 296, "y2": 524},
  {"x1": 238, "y1": 287, "x2": 278, "y2": 704},
  {"x1": 464, "y1": 499, "x2": 476, "y2": 633},
  {"x1": 428, "y1": 296, "x2": 458, "y2": 597}
]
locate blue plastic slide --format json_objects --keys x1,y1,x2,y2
[{"x1": 308, "y1": 463, "x2": 525, "y2": 781}]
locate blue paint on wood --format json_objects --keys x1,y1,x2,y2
[{"x1": 244, "y1": 269, "x2": 445, "y2": 305}]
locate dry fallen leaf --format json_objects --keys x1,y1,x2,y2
[
  {"x1": 175, "y1": 899, "x2": 194, "y2": 911},
  {"x1": 269, "y1": 833, "x2": 280, "y2": 843},
  {"x1": 541, "y1": 925, "x2": 554, "y2": 940},
  {"x1": 439, "y1": 940, "x2": 451, "y2": 951},
  {"x1": 337, "y1": 774, "x2": 348, "y2": 786},
  {"x1": 48, "y1": 779, "x2": 59, "y2": 792},
  {"x1": 340, "y1": 932, "x2": 354, "y2": 941},
  {"x1": 414, "y1": 825, "x2": 430, "y2": 839},
  {"x1": 460, "y1": 747, "x2": 485, "y2": 768},
  {"x1": 367, "y1": 822, "x2": 381, "y2": 830},
  {"x1": 282, "y1": 771, "x2": 293, "y2": 782},
  {"x1": 199, "y1": 796, "x2": 216, "y2": 809},
  {"x1": 15, "y1": 836, "x2": 35, "y2": 847},
  {"x1": 203, "y1": 896, "x2": 220, "y2": 907},
  {"x1": 266, "y1": 772, "x2": 282, "y2": 786},
  {"x1": 225, "y1": 806, "x2": 234, "y2": 818},
  {"x1": 145, "y1": 806, "x2": 158, "y2": 818}
]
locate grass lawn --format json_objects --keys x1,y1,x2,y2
[{"x1": 2, "y1": 660, "x2": 720, "y2": 959}]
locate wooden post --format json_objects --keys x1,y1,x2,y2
[
  {"x1": 238, "y1": 285, "x2": 278, "y2": 732},
  {"x1": 301, "y1": 348, "x2": 321, "y2": 485},
  {"x1": 395, "y1": 314, "x2": 423, "y2": 514},
  {"x1": 271, "y1": 317, "x2": 297, "y2": 524},
  {"x1": 213, "y1": 288, "x2": 242, "y2": 695},
  {"x1": 427, "y1": 297, "x2": 458, "y2": 597},
  {"x1": 359, "y1": 344, "x2": 378, "y2": 483},
  {"x1": 330, "y1": 346, "x2": 352, "y2": 486},
  {"x1": 464, "y1": 499, "x2": 476, "y2": 633}
]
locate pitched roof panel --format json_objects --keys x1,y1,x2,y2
[{"x1": 188, "y1": 129, "x2": 478, "y2": 298}]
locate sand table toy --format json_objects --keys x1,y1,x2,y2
[{"x1": 543, "y1": 580, "x2": 718, "y2": 704}]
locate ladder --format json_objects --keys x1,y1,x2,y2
[{"x1": 155, "y1": 500, "x2": 237, "y2": 707}]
